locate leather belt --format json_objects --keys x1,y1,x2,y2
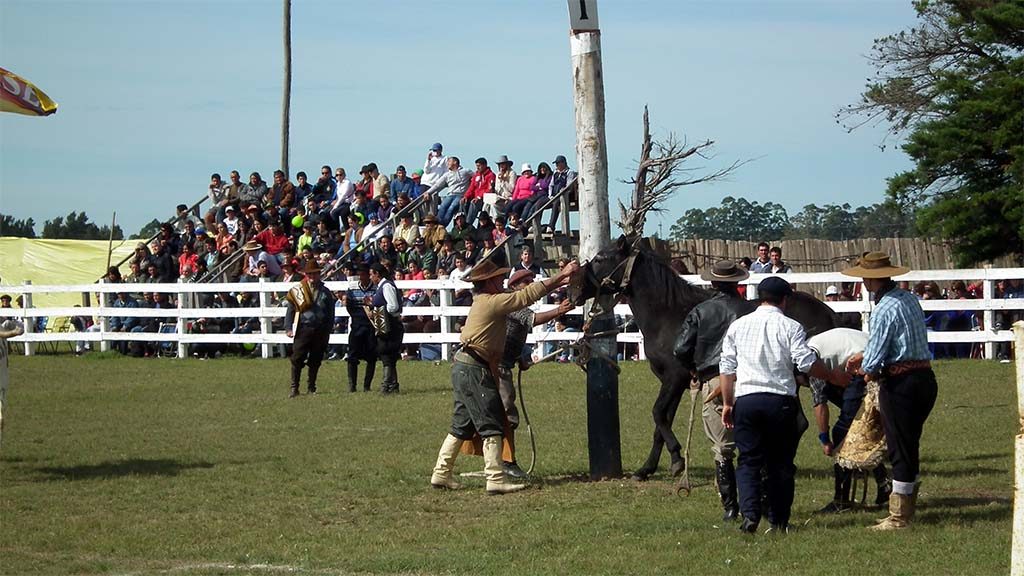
[
  {"x1": 455, "y1": 349, "x2": 488, "y2": 367},
  {"x1": 884, "y1": 360, "x2": 931, "y2": 377}
]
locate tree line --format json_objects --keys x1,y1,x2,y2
[
  {"x1": 667, "y1": 196, "x2": 917, "y2": 242},
  {"x1": 0, "y1": 212, "x2": 124, "y2": 241}
]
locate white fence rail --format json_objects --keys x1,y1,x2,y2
[{"x1": 2, "y1": 268, "x2": 1022, "y2": 360}]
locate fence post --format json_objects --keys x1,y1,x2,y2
[
  {"x1": 439, "y1": 282, "x2": 451, "y2": 361},
  {"x1": 98, "y1": 280, "x2": 111, "y2": 353},
  {"x1": 860, "y1": 283, "x2": 871, "y2": 333},
  {"x1": 176, "y1": 279, "x2": 187, "y2": 359},
  {"x1": 21, "y1": 280, "x2": 35, "y2": 357},
  {"x1": 983, "y1": 278, "x2": 995, "y2": 360},
  {"x1": 1011, "y1": 320, "x2": 1024, "y2": 576},
  {"x1": 259, "y1": 278, "x2": 271, "y2": 359}
]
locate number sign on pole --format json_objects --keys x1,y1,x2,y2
[{"x1": 568, "y1": 0, "x2": 599, "y2": 32}]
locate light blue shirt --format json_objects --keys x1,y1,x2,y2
[{"x1": 862, "y1": 288, "x2": 931, "y2": 375}]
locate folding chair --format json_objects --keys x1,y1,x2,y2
[
  {"x1": 158, "y1": 323, "x2": 178, "y2": 358},
  {"x1": 44, "y1": 316, "x2": 75, "y2": 354}
]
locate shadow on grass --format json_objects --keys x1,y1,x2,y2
[
  {"x1": 34, "y1": 458, "x2": 214, "y2": 481},
  {"x1": 921, "y1": 451, "x2": 1011, "y2": 463},
  {"x1": 915, "y1": 495, "x2": 1012, "y2": 525}
]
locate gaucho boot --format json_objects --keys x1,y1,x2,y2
[
  {"x1": 382, "y1": 363, "x2": 399, "y2": 395},
  {"x1": 430, "y1": 434, "x2": 464, "y2": 490},
  {"x1": 347, "y1": 361, "x2": 359, "y2": 393},
  {"x1": 484, "y1": 436, "x2": 526, "y2": 495},
  {"x1": 873, "y1": 464, "x2": 892, "y2": 508},
  {"x1": 870, "y1": 492, "x2": 913, "y2": 531},
  {"x1": 818, "y1": 464, "x2": 853, "y2": 513},
  {"x1": 289, "y1": 364, "x2": 301, "y2": 398},
  {"x1": 306, "y1": 363, "x2": 320, "y2": 395},
  {"x1": 363, "y1": 362, "x2": 376, "y2": 392},
  {"x1": 716, "y1": 459, "x2": 740, "y2": 521}
]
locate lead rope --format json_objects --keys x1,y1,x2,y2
[{"x1": 515, "y1": 366, "x2": 538, "y2": 475}]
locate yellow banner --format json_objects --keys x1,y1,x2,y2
[
  {"x1": 0, "y1": 238, "x2": 136, "y2": 307},
  {"x1": 1, "y1": 67, "x2": 58, "y2": 116}
]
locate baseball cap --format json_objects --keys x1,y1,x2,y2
[
  {"x1": 430, "y1": 142, "x2": 443, "y2": 152},
  {"x1": 825, "y1": 285, "x2": 839, "y2": 296}
]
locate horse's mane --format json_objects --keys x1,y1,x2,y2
[{"x1": 632, "y1": 247, "x2": 713, "y2": 309}]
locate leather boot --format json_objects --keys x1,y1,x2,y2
[
  {"x1": 484, "y1": 436, "x2": 526, "y2": 495},
  {"x1": 347, "y1": 362, "x2": 358, "y2": 393},
  {"x1": 289, "y1": 364, "x2": 301, "y2": 398},
  {"x1": 716, "y1": 460, "x2": 740, "y2": 521},
  {"x1": 870, "y1": 492, "x2": 913, "y2": 530},
  {"x1": 430, "y1": 434, "x2": 463, "y2": 490},
  {"x1": 363, "y1": 361, "x2": 376, "y2": 392},
  {"x1": 307, "y1": 364, "x2": 320, "y2": 394},
  {"x1": 873, "y1": 464, "x2": 892, "y2": 508},
  {"x1": 382, "y1": 363, "x2": 399, "y2": 394},
  {"x1": 818, "y1": 464, "x2": 852, "y2": 513}
]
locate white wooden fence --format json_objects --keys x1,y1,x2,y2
[{"x1": 1, "y1": 268, "x2": 1022, "y2": 361}]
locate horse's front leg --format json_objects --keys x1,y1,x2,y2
[{"x1": 632, "y1": 427, "x2": 665, "y2": 481}]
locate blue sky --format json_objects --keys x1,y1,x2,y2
[{"x1": 0, "y1": 0, "x2": 917, "y2": 236}]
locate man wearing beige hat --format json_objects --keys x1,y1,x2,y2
[
  {"x1": 284, "y1": 261, "x2": 337, "y2": 398},
  {"x1": 842, "y1": 251, "x2": 936, "y2": 530},
  {"x1": 429, "y1": 259, "x2": 578, "y2": 494},
  {"x1": 673, "y1": 260, "x2": 755, "y2": 520}
]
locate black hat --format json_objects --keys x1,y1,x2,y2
[
  {"x1": 367, "y1": 162, "x2": 378, "y2": 172},
  {"x1": 359, "y1": 165, "x2": 370, "y2": 174},
  {"x1": 477, "y1": 211, "x2": 491, "y2": 220},
  {"x1": 553, "y1": 154, "x2": 568, "y2": 164},
  {"x1": 758, "y1": 276, "x2": 793, "y2": 299}
]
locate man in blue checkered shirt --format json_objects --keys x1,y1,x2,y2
[{"x1": 843, "y1": 252, "x2": 937, "y2": 531}]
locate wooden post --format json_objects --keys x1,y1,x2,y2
[
  {"x1": 259, "y1": 278, "x2": 272, "y2": 359},
  {"x1": 569, "y1": 0, "x2": 621, "y2": 480},
  {"x1": 1012, "y1": 320, "x2": 1024, "y2": 576},
  {"x1": 439, "y1": 283, "x2": 452, "y2": 362},
  {"x1": 105, "y1": 211, "x2": 116, "y2": 274},
  {"x1": 176, "y1": 279, "x2": 187, "y2": 359},
  {"x1": 983, "y1": 277, "x2": 995, "y2": 360},
  {"x1": 21, "y1": 281, "x2": 34, "y2": 357},
  {"x1": 281, "y1": 0, "x2": 292, "y2": 176}
]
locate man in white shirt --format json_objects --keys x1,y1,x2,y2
[
  {"x1": 720, "y1": 276, "x2": 849, "y2": 534},
  {"x1": 330, "y1": 168, "x2": 356, "y2": 229},
  {"x1": 422, "y1": 142, "x2": 447, "y2": 215}
]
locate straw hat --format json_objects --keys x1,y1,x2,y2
[
  {"x1": 464, "y1": 260, "x2": 511, "y2": 283},
  {"x1": 842, "y1": 251, "x2": 910, "y2": 278},
  {"x1": 242, "y1": 240, "x2": 263, "y2": 252},
  {"x1": 699, "y1": 260, "x2": 749, "y2": 283}
]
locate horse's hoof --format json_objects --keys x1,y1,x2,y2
[
  {"x1": 631, "y1": 469, "x2": 654, "y2": 482},
  {"x1": 670, "y1": 459, "x2": 686, "y2": 477}
]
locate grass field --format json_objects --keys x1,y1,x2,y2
[{"x1": 0, "y1": 356, "x2": 1016, "y2": 575}]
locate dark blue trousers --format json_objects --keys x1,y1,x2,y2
[
  {"x1": 734, "y1": 392, "x2": 801, "y2": 527},
  {"x1": 823, "y1": 376, "x2": 867, "y2": 446}
]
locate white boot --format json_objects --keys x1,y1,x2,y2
[
  {"x1": 484, "y1": 436, "x2": 526, "y2": 495},
  {"x1": 430, "y1": 434, "x2": 463, "y2": 490}
]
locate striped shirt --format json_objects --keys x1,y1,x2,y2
[
  {"x1": 719, "y1": 305, "x2": 818, "y2": 398},
  {"x1": 861, "y1": 288, "x2": 931, "y2": 375}
]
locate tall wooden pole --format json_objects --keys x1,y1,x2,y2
[
  {"x1": 569, "y1": 0, "x2": 621, "y2": 480},
  {"x1": 281, "y1": 0, "x2": 292, "y2": 176}
]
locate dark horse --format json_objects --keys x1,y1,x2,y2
[{"x1": 575, "y1": 236, "x2": 843, "y2": 480}]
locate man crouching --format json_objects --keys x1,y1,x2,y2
[{"x1": 430, "y1": 259, "x2": 578, "y2": 494}]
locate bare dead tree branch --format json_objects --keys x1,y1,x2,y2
[{"x1": 617, "y1": 107, "x2": 749, "y2": 237}]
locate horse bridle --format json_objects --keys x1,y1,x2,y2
[{"x1": 581, "y1": 237, "x2": 643, "y2": 295}]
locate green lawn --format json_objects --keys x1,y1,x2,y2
[{"x1": 0, "y1": 356, "x2": 1016, "y2": 575}]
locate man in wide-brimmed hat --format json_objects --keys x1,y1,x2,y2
[
  {"x1": 429, "y1": 258, "x2": 579, "y2": 495},
  {"x1": 283, "y1": 260, "x2": 337, "y2": 398},
  {"x1": 842, "y1": 251, "x2": 935, "y2": 531},
  {"x1": 342, "y1": 262, "x2": 378, "y2": 393},
  {"x1": 671, "y1": 260, "x2": 755, "y2": 519}
]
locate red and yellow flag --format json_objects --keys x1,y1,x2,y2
[{"x1": 1, "y1": 67, "x2": 58, "y2": 116}]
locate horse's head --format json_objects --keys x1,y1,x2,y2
[{"x1": 571, "y1": 235, "x2": 641, "y2": 305}]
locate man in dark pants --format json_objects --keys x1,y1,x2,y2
[
  {"x1": 720, "y1": 277, "x2": 849, "y2": 534},
  {"x1": 673, "y1": 260, "x2": 754, "y2": 521},
  {"x1": 368, "y1": 263, "x2": 404, "y2": 395},
  {"x1": 343, "y1": 263, "x2": 377, "y2": 392},
  {"x1": 429, "y1": 259, "x2": 578, "y2": 495},
  {"x1": 284, "y1": 261, "x2": 337, "y2": 398},
  {"x1": 804, "y1": 327, "x2": 890, "y2": 512},
  {"x1": 842, "y1": 252, "x2": 937, "y2": 530}
]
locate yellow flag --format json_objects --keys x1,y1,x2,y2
[{"x1": 0, "y1": 67, "x2": 58, "y2": 116}]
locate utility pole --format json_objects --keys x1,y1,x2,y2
[
  {"x1": 568, "y1": 0, "x2": 621, "y2": 480},
  {"x1": 281, "y1": 0, "x2": 292, "y2": 176}
]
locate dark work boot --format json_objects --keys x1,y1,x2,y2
[
  {"x1": 363, "y1": 361, "x2": 376, "y2": 392},
  {"x1": 873, "y1": 464, "x2": 892, "y2": 508},
  {"x1": 739, "y1": 516, "x2": 759, "y2": 534},
  {"x1": 307, "y1": 364, "x2": 320, "y2": 395},
  {"x1": 716, "y1": 460, "x2": 740, "y2": 521},
  {"x1": 381, "y1": 364, "x2": 398, "y2": 395},
  {"x1": 289, "y1": 364, "x2": 301, "y2": 398},
  {"x1": 818, "y1": 464, "x2": 852, "y2": 514},
  {"x1": 669, "y1": 450, "x2": 685, "y2": 478},
  {"x1": 347, "y1": 362, "x2": 358, "y2": 393}
]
